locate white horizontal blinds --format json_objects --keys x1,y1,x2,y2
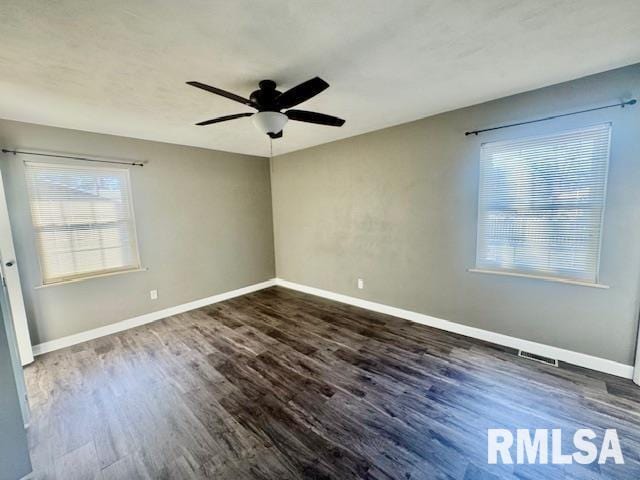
[
  {"x1": 476, "y1": 124, "x2": 611, "y2": 282},
  {"x1": 24, "y1": 162, "x2": 140, "y2": 284}
]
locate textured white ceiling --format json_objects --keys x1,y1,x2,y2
[{"x1": 0, "y1": 0, "x2": 639, "y2": 157}]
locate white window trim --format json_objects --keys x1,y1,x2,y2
[
  {"x1": 34, "y1": 266, "x2": 148, "y2": 289},
  {"x1": 467, "y1": 268, "x2": 609, "y2": 289},
  {"x1": 25, "y1": 160, "x2": 144, "y2": 287},
  {"x1": 473, "y1": 123, "x2": 611, "y2": 286}
]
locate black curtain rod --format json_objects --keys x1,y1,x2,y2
[
  {"x1": 465, "y1": 98, "x2": 637, "y2": 136},
  {"x1": 1, "y1": 149, "x2": 145, "y2": 167}
]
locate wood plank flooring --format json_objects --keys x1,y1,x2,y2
[{"x1": 24, "y1": 286, "x2": 640, "y2": 479}]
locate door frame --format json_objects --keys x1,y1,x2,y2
[
  {"x1": 634, "y1": 320, "x2": 640, "y2": 385},
  {"x1": 0, "y1": 168, "x2": 33, "y2": 365}
]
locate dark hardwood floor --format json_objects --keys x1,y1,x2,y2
[{"x1": 24, "y1": 286, "x2": 640, "y2": 479}]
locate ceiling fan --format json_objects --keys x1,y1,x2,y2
[{"x1": 186, "y1": 77, "x2": 345, "y2": 139}]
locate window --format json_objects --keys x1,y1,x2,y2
[
  {"x1": 475, "y1": 124, "x2": 611, "y2": 283},
  {"x1": 25, "y1": 162, "x2": 141, "y2": 285}
]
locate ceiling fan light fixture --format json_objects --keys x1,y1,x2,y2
[
  {"x1": 252, "y1": 111, "x2": 288, "y2": 135},
  {"x1": 188, "y1": 78, "x2": 344, "y2": 137}
]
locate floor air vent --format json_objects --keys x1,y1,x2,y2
[{"x1": 518, "y1": 350, "x2": 559, "y2": 367}]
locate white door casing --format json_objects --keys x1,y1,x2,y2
[
  {"x1": 0, "y1": 168, "x2": 33, "y2": 365},
  {"x1": 634, "y1": 329, "x2": 640, "y2": 386}
]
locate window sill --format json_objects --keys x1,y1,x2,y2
[
  {"x1": 34, "y1": 267, "x2": 148, "y2": 289},
  {"x1": 467, "y1": 268, "x2": 609, "y2": 289}
]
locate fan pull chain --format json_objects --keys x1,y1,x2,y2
[{"x1": 269, "y1": 137, "x2": 273, "y2": 158}]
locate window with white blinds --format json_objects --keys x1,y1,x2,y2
[
  {"x1": 476, "y1": 124, "x2": 611, "y2": 283},
  {"x1": 24, "y1": 162, "x2": 141, "y2": 285}
]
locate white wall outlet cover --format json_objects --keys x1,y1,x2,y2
[
  {"x1": 150, "y1": 289, "x2": 158, "y2": 300},
  {"x1": 357, "y1": 279, "x2": 364, "y2": 289}
]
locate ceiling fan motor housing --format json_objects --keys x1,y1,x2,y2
[{"x1": 250, "y1": 80, "x2": 282, "y2": 111}]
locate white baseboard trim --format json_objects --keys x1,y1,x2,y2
[
  {"x1": 32, "y1": 279, "x2": 276, "y2": 356},
  {"x1": 274, "y1": 278, "x2": 634, "y2": 379}
]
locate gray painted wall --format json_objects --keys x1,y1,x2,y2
[
  {"x1": 0, "y1": 119, "x2": 275, "y2": 345},
  {"x1": 0, "y1": 296, "x2": 31, "y2": 480},
  {"x1": 271, "y1": 64, "x2": 640, "y2": 365}
]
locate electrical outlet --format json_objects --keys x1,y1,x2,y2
[
  {"x1": 150, "y1": 289, "x2": 158, "y2": 300},
  {"x1": 357, "y1": 278, "x2": 364, "y2": 289}
]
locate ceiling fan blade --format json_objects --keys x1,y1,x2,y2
[
  {"x1": 187, "y1": 81, "x2": 254, "y2": 107},
  {"x1": 268, "y1": 131, "x2": 283, "y2": 139},
  {"x1": 275, "y1": 77, "x2": 329, "y2": 109},
  {"x1": 195, "y1": 112, "x2": 253, "y2": 126},
  {"x1": 286, "y1": 109, "x2": 345, "y2": 127}
]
